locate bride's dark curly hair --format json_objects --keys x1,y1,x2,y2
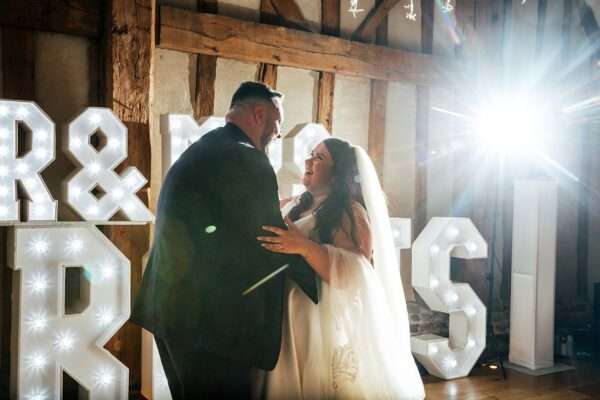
[{"x1": 286, "y1": 138, "x2": 365, "y2": 247}]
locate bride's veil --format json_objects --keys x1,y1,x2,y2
[{"x1": 354, "y1": 146, "x2": 412, "y2": 349}]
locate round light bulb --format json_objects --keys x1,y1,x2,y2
[
  {"x1": 446, "y1": 226, "x2": 460, "y2": 240},
  {"x1": 428, "y1": 345, "x2": 439, "y2": 355},
  {"x1": 89, "y1": 162, "x2": 101, "y2": 175},
  {"x1": 465, "y1": 242, "x2": 477, "y2": 253}
]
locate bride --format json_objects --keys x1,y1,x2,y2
[{"x1": 257, "y1": 138, "x2": 425, "y2": 399}]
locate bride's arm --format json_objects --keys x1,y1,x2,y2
[
  {"x1": 279, "y1": 197, "x2": 294, "y2": 208},
  {"x1": 258, "y1": 203, "x2": 372, "y2": 283}
]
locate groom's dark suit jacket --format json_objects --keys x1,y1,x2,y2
[{"x1": 131, "y1": 123, "x2": 319, "y2": 370}]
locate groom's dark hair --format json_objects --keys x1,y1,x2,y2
[{"x1": 230, "y1": 81, "x2": 283, "y2": 108}]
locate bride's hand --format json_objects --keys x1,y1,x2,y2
[{"x1": 257, "y1": 217, "x2": 309, "y2": 255}]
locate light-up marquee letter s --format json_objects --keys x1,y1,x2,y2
[
  {"x1": 9, "y1": 226, "x2": 130, "y2": 399},
  {"x1": 0, "y1": 100, "x2": 57, "y2": 222},
  {"x1": 64, "y1": 108, "x2": 153, "y2": 221},
  {"x1": 411, "y1": 218, "x2": 487, "y2": 380}
]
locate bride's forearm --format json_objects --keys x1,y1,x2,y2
[{"x1": 299, "y1": 240, "x2": 331, "y2": 283}]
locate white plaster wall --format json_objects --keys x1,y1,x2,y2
[
  {"x1": 432, "y1": 3, "x2": 458, "y2": 56},
  {"x1": 331, "y1": 75, "x2": 370, "y2": 150},
  {"x1": 388, "y1": 2, "x2": 422, "y2": 52},
  {"x1": 295, "y1": 0, "x2": 321, "y2": 32},
  {"x1": 149, "y1": 48, "x2": 195, "y2": 209},
  {"x1": 340, "y1": 0, "x2": 376, "y2": 39},
  {"x1": 213, "y1": 58, "x2": 258, "y2": 117},
  {"x1": 384, "y1": 82, "x2": 417, "y2": 218},
  {"x1": 35, "y1": 32, "x2": 90, "y2": 221},
  {"x1": 384, "y1": 82, "x2": 418, "y2": 299},
  {"x1": 425, "y1": 87, "x2": 455, "y2": 220},
  {"x1": 277, "y1": 67, "x2": 317, "y2": 135}
]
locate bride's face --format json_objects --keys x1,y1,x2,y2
[{"x1": 303, "y1": 142, "x2": 334, "y2": 194}]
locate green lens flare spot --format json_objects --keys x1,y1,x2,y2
[{"x1": 205, "y1": 225, "x2": 217, "y2": 234}]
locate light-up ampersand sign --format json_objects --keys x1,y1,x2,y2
[
  {"x1": 64, "y1": 108, "x2": 153, "y2": 221},
  {"x1": 0, "y1": 100, "x2": 57, "y2": 222},
  {"x1": 9, "y1": 226, "x2": 130, "y2": 399},
  {"x1": 411, "y1": 218, "x2": 487, "y2": 380}
]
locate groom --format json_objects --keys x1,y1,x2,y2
[{"x1": 131, "y1": 82, "x2": 319, "y2": 398}]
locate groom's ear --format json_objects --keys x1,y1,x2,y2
[{"x1": 253, "y1": 103, "x2": 269, "y2": 126}]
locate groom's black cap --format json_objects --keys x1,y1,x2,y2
[{"x1": 230, "y1": 81, "x2": 283, "y2": 108}]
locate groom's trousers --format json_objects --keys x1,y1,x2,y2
[{"x1": 155, "y1": 337, "x2": 265, "y2": 399}]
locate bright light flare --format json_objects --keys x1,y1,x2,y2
[{"x1": 473, "y1": 97, "x2": 546, "y2": 154}]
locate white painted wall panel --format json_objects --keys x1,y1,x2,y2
[
  {"x1": 213, "y1": 58, "x2": 258, "y2": 117},
  {"x1": 331, "y1": 75, "x2": 370, "y2": 150}
]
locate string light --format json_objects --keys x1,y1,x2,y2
[
  {"x1": 404, "y1": 0, "x2": 417, "y2": 21},
  {"x1": 348, "y1": 0, "x2": 364, "y2": 18},
  {"x1": 441, "y1": 0, "x2": 454, "y2": 13}
]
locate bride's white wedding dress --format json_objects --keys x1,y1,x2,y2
[{"x1": 265, "y1": 147, "x2": 425, "y2": 399}]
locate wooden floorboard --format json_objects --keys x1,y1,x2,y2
[{"x1": 422, "y1": 360, "x2": 600, "y2": 399}]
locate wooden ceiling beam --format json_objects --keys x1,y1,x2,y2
[
  {"x1": 158, "y1": 6, "x2": 454, "y2": 86},
  {"x1": 351, "y1": 0, "x2": 401, "y2": 43},
  {"x1": 0, "y1": 0, "x2": 101, "y2": 38},
  {"x1": 260, "y1": 0, "x2": 317, "y2": 33}
]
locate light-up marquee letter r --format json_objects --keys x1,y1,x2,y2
[
  {"x1": 9, "y1": 226, "x2": 130, "y2": 400},
  {"x1": 0, "y1": 100, "x2": 57, "y2": 222}
]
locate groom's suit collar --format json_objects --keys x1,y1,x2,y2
[{"x1": 225, "y1": 122, "x2": 255, "y2": 149}]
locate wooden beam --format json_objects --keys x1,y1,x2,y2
[
  {"x1": 260, "y1": 0, "x2": 317, "y2": 33},
  {"x1": 577, "y1": 0, "x2": 600, "y2": 60},
  {"x1": 0, "y1": 25, "x2": 35, "y2": 393},
  {"x1": 194, "y1": 55, "x2": 217, "y2": 119},
  {"x1": 367, "y1": 19, "x2": 389, "y2": 181},
  {"x1": 316, "y1": 0, "x2": 340, "y2": 133},
  {"x1": 414, "y1": 0, "x2": 434, "y2": 236},
  {"x1": 321, "y1": 0, "x2": 341, "y2": 36},
  {"x1": 0, "y1": 0, "x2": 102, "y2": 38},
  {"x1": 352, "y1": 0, "x2": 401, "y2": 43},
  {"x1": 159, "y1": 6, "x2": 453, "y2": 86},
  {"x1": 316, "y1": 72, "x2": 335, "y2": 132},
  {"x1": 193, "y1": 0, "x2": 218, "y2": 119},
  {"x1": 103, "y1": 0, "x2": 154, "y2": 391},
  {"x1": 255, "y1": 63, "x2": 278, "y2": 88}
]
